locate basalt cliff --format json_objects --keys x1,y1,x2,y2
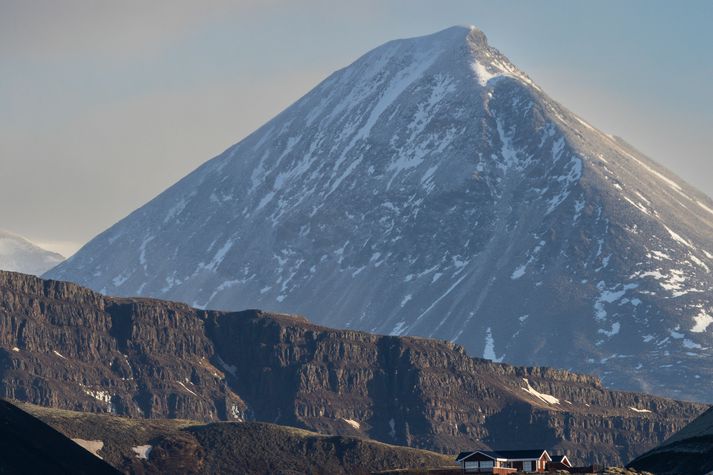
[{"x1": 0, "y1": 271, "x2": 707, "y2": 465}]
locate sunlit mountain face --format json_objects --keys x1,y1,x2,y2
[{"x1": 47, "y1": 26, "x2": 713, "y2": 402}]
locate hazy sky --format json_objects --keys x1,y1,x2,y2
[{"x1": 1, "y1": 0, "x2": 711, "y2": 257}]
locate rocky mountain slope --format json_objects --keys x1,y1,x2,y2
[
  {"x1": 0, "y1": 230, "x2": 64, "y2": 275},
  {"x1": 45, "y1": 26, "x2": 713, "y2": 403},
  {"x1": 0, "y1": 271, "x2": 708, "y2": 465},
  {"x1": 20, "y1": 402, "x2": 452, "y2": 475},
  {"x1": 628, "y1": 406, "x2": 713, "y2": 474},
  {"x1": 0, "y1": 398, "x2": 119, "y2": 474}
]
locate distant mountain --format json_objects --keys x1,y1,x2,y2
[
  {"x1": 0, "y1": 230, "x2": 64, "y2": 275},
  {"x1": 46, "y1": 26, "x2": 713, "y2": 402},
  {"x1": 22, "y1": 402, "x2": 452, "y2": 475},
  {"x1": 0, "y1": 398, "x2": 119, "y2": 475},
  {"x1": 628, "y1": 406, "x2": 713, "y2": 474},
  {"x1": 0, "y1": 271, "x2": 707, "y2": 465}
]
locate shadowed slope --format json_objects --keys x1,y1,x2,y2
[
  {"x1": 0, "y1": 398, "x2": 119, "y2": 475},
  {"x1": 628, "y1": 406, "x2": 713, "y2": 474}
]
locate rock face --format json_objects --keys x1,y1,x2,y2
[
  {"x1": 0, "y1": 398, "x2": 119, "y2": 474},
  {"x1": 22, "y1": 402, "x2": 453, "y2": 475},
  {"x1": 628, "y1": 406, "x2": 713, "y2": 474},
  {"x1": 0, "y1": 271, "x2": 708, "y2": 465},
  {"x1": 45, "y1": 26, "x2": 713, "y2": 403},
  {"x1": 0, "y1": 271, "x2": 244, "y2": 421},
  {"x1": 0, "y1": 230, "x2": 64, "y2": 276}
]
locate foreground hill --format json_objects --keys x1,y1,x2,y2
[
  {"x1": 0, "y1": 230, "x2": 64, "y2": 275},
  {"x1": 20, "y1": 402, "x2": 451, "y2": 475},
  {"x1": 628, "y1": 406, "x2": 713, "y2": 474},
  {"x1": 0, "y1": 398, "x2": 119, "y2": 474},
  {"x1": 0, "y1": 271, "x2": 707, "y2": 465},
  {"x1": 45, "y1": 25, "x2": 713, "y2": 403}
]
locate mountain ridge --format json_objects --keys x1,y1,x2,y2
[{"x1": 0, "y1": 270, "x2": 708, "y2": 466}]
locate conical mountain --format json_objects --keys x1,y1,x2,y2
[{"x1": 46, "y1": 26, "x2": 713, "y2": 402}]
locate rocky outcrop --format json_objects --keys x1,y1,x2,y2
[
  {"x1": 0, "y1": 271, "x2": 245, "y2": 421},
  {"x1": 0, "y1": 271, "x2": 707, "y2": 465}
]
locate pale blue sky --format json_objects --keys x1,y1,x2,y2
[{"x1": 1, "y1": 0, "x2": 711, "y2": 256}]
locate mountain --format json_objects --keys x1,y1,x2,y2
[
  {"x1": 0, "y1": 398, "x2": 119, "y2": 474},
  {"x1": 0, "y1": 271, "x2": 707, "y2": 466},
  {"x1": 0, "y1": 230, "x2": 64, "y2": 275},
  {"x1": 628, "y1": 406, "x2": 713, "y2": 474},
  {"x1": 20, "y1": 402, "x2": 453, "y2": 475},
  {"x1": 45, "y1": 26, "x2": 713, "y2": 402}
]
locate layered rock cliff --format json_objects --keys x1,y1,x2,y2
[{"x1": 0, "y1": 271, "x2": 707, "y2": 465}]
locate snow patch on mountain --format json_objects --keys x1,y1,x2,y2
[
  {"x1": 691, "y1": 311, "x2": 713, "y2": 333},
  {"x1": 131, "y1": 445, "x2": 152, "y2": 460},
  {"x1": 342, "y1": 418, "x2": 361, "y2": 430},
  {"x1": 522, "y1": 378, "x2": 559, "y2": 405},
  {"x1": 482, "y1": 327, "x2": 503, "y2": 362}
]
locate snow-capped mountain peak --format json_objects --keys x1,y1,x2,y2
[
  {"x1": 0, "y1": 230, "x2": 64, "y2": 276},
  {"x1": 47, "y1": 26, "x2": 713, "y2": 402}
]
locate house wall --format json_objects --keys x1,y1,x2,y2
[
  {"x1": 462, "y1": 460, "x2": 494, "y2": 473},
  {"x1": 460, "y1": 452, "x2": 552, "y2": 473},
  {"x1": 537, "y1": 454, "x2": 549, "y2": 472},
  {"x1": 461, "y1": 461, "x2": 517, "y2": 474}
]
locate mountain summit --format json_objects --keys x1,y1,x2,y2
[
  {"x1": 0, "y1": 230, "x2": 64, "y2": 276},
  {"x1": 46, "y1": 26, "x2": 713, "y2": 402}
]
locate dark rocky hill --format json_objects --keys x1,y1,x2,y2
[
  {"x1": 45, "y1": 26, "x2": 713, "y2": 403},
  {"x1": 628, "y1": 406, "x2": 713, "y2": 474},
  {"x1": 21, "y1": 401, "x2": 452, "y2": 475},
  {"x1": 0, "y1": 398, "x2": 119, "y2": 474},
  {"x1": 0, "y1": 271, "x2": 707, "y2": 465}
]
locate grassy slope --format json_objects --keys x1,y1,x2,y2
[{"x1": 19, "y1": 401, "x2": 454, "y2": 474}]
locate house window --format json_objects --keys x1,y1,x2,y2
[
  {"x1": 464, "y1": 462, "x2": 478, "y2": 470},
  {"x1": 480, "y1": 461, "x2": 493, "y2": 468}
]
